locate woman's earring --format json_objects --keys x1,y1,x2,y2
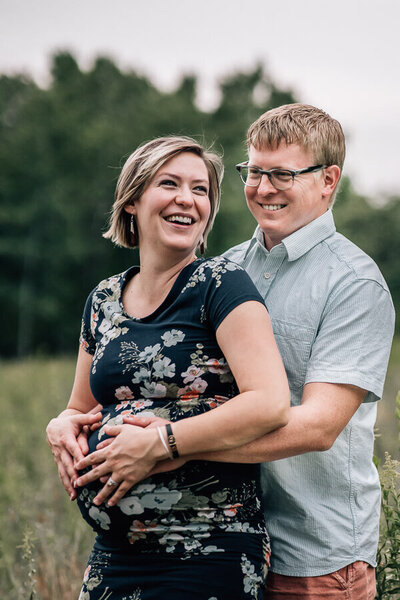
[
  {"x1": 130, "y1": 215, "x2": 136, "y2": 246},
  {"x1": 199, "y1": 237, "x2": 205, "y2": 255}
]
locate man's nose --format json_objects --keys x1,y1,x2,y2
[{"x1": 257, "y1": 174, "x2": 278, "y2": 195}]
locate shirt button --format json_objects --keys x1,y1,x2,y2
[{"x1": 264, "y1": 272, "x2": 271, "y2": 279}]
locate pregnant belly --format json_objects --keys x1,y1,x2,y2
[{"x1": 76, "y1": 406, "x2": 262, "y2": 548}]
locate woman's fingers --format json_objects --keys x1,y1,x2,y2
[
  {"x1": 96, "y1": 438, "x2": 114, "y2": 450},
  {"x1": 122, "y1": 415, "x2": 168, "y2": 428},
  {"x1": 76, "y1": 447, "x2": 106, "y2": 471}
]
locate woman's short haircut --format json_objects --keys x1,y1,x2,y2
[
  {"x1": 103, "y1": 136, "x2": 224, "y2": 249},
  {"x1": 247, "y1": 104, "x2": 346, "y2": 205}
]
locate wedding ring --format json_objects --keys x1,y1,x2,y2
[{"x1": 107, "y1": 477, "x2": 118, "y2": 487}]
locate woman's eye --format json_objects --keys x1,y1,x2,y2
[
  {"x1": 160, "y1": 179, "x2": 177, "y2": 187},
  {"x1": 194, "y1": 186, "x2": 208, "y2": 195}
]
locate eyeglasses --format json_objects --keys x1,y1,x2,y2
[{"x1": 235, "y1": 162, "x2": 327, "y2": 191}]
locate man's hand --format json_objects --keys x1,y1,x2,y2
[
  {"x1": 75, "y1": 424, "x2": 164, "y2": 506},
  {"x1": 46, "y1": 410, "x2": 102, "y2": 500}
]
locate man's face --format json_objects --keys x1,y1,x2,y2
[{"x1": 245, "y1": 143, "x2": 331, "y2": 250}]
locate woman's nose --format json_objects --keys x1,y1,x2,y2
[{"x1": 175, "y1": 186, "x2": 194, "y2": 205}]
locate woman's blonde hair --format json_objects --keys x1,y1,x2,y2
[{"x1": 103, "y1": 136, "x2": 224, "y2": 249}]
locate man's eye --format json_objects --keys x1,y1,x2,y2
[
  {"x1": 273, "y1": 170, "x2": 292, "y2": 181},
  {"x1": 248, "y1": 168, "x2": 260, "y2": 175}
]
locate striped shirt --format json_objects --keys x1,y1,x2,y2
[{"x1": 224, "y1": 209, "x2": 395, "y2": 576}]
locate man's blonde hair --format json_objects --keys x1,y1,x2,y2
[
  {"x1": 248, "y1": 104, "x2": 346, "y2": 205},
  {"x1": 103, "y1": 136, "x2": 223, "y2": 249}
]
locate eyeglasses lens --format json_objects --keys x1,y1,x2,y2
[{"x1": 240, "y1": 167, "x2": 293, "y2": 190}]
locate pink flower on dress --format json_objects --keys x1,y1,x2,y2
[
  {"x1": 205, "y1": 358, "x2": 230, "y2": 374},
  {"x1": 223, "y1": 503, "x2": 243, "y2": 517},
  {"x1": 115, "y1": 386, "x2": 134, "y2": 401}
]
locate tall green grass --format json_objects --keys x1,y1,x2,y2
[
  {"x1": 0, "y1": 358, "x2": 94, "y2": 599},
  {"x1": 0, "y1": 348, "x2": 398, "y2": 599}
]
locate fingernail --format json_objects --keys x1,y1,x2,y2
[
  {"x1": 70, "y1": 493, "x2": 75, "y2": 500},
  {"x1": 74, "y1": 479, "x2": 80, "y2": 488},
  {"x1": 93, "y1": 498, "x2": 100, "y2": 505}
]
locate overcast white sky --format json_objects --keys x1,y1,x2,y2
[{"x1": 1, "y1": 0, "x2": 399, "y2": 198}]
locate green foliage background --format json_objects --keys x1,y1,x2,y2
[{"x1": 1, "y1": 51, "x2": 398, "y2": 358}]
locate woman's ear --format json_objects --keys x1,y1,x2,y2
[{"x1": 124, "y1": 203, "x2": 136, "y2": 216}]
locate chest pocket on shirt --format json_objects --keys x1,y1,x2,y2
[{"x1": 270, "y1": 318, "x2": 314, "y2": 395}]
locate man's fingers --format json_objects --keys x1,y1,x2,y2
[
  {"x1": 65, "y1": 438, "x2": 85, "y2": 465},
  {"x1": 57, "y1": 462, "x2": 77, "y2": 500},
  {"x1": 77, "y1": 431, "x2": 89, "y2": 456}
]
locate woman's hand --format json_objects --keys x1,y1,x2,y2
[
  {"x1": 46, "y1": 410, "x2": 102, "y2": 500},
  {"x1": 75, "y1": 423, "x2": 166, "y2": 506}
]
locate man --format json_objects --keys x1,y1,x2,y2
[
  {"x1": 48, "y1": 103, "x2": 395, "y2": 599},
  {"x1": 218, "y1": 103, "x2": 394, "y2": 598}
]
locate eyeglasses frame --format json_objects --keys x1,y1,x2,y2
[{"x1": 235, "y1": 162, "x2": 328, "y2": 189}]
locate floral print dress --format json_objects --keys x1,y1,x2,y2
[{"x1": 77, "y1": 257, "x2": 270, "y2": 600}]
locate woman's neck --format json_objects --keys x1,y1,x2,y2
[{"x1": 123, "y1": 251, "x2": 198, "y2": 319}]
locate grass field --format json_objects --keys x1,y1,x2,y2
[{"x1": 0, "y1": 340, "x2": 399, "y2": 599}]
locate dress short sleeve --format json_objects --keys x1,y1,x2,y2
[
  {"x1": 79, "y1": 289, "x2": 97, "y2": 355},
  {"x1": 198, "y1": 257, "x2": 267, "y2": 331}
]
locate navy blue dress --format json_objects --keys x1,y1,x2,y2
[{"x1": 77, "y1": 257, "x2": 270, "y2": 600}]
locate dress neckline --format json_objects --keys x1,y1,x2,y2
[{"x1": 118, "y1": 258, "x2": 204, "y2": 321}]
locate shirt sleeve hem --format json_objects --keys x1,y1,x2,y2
[{"x1": 304, "y1": 371, "x2": 383, "y2": 401}]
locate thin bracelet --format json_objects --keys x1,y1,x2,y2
[
  {"x1": 165, "y1": 423, "x2": 179, "y2": 459},
  {"x1": 157, "y1": 426, "x2": 173, "y2": 460}
]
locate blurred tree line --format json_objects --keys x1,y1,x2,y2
[{"x1": 0, "y1": 52, "x2": 399, "y2": 357}]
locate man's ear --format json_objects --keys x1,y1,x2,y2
[
  {"x1": 124, "y1": 203, "x2": 136, "y2": 216},
  {"x1": 321, "y1": 165, "x2": 341, "y2": 199}
]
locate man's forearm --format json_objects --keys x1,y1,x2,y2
[{"x1": 189, "y1": 405, "x2": 321, "y2": 463}]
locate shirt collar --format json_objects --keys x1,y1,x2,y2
[{"x1": 246, "y1": 210, "x2": 336, "y2": 262}]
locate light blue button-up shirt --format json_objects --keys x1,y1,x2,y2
[{"x1": 224, "y1": 210, "x2": 395, "y2": 576}]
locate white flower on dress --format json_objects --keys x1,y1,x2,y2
[
  {"x1": 140, "y1": 381, "x2": 167, "y2": 398},
  {"x1": 131, "y1": 399, "x2": 153, "y2": 411},
  {"x1": 88, "y1": 506, "x2": 111, "y2": 530},
  {"x1": 115, "y1": 386, "x2": 134, "y2": 400},
  {"x1": 139, "y1": 344, "x2": 161, "y2": 362},
  {"x1": 181, "y1": 365, "x2": 205, "y2": 383},
  {"x1": 118, "y1": 495, "x2": 145, "y2": 515},
  {"x1": 98, "y1": 319, "x2": 112, "y2": 335},
  {"x1": 132, "y1": 367, "x2": 150, "y2": 384},
  {"x1": 161, "y1": 329, "x2": 185, "y2": 347},
  {"x1": 141, "y1": 487, "x2": 182, "y2": 510},
  {"x1": 103, "y1": 300, "x2": 121, "y2": 319},
  {"x1": 153, "y1": 357, "x2": 175, "y2": 379}
]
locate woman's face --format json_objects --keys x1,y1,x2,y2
[{"x1": 126, "y1": 152, "x2": 211, "y2": 257}]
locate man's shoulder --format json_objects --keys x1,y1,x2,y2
[
  {"x1": 222, "y1": 239, "x2": 252, "y2": 264},
  {"x1": 322, "y1": 231, "x2": 389, "y2": 290}
]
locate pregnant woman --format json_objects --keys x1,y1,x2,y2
[{"x1": 46, "y1": 136, "x2": 289, "y2": 599}]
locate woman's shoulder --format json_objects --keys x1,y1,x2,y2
[
  {"x1": 90, "y1": 267, "x2": 137, "y2": 298},
  {"x1": 192, "y1": 256, "x2": 246, "y2": 281},
  {"x1": 180, "y1": 256, "x2": 252, "y2": 296}
]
